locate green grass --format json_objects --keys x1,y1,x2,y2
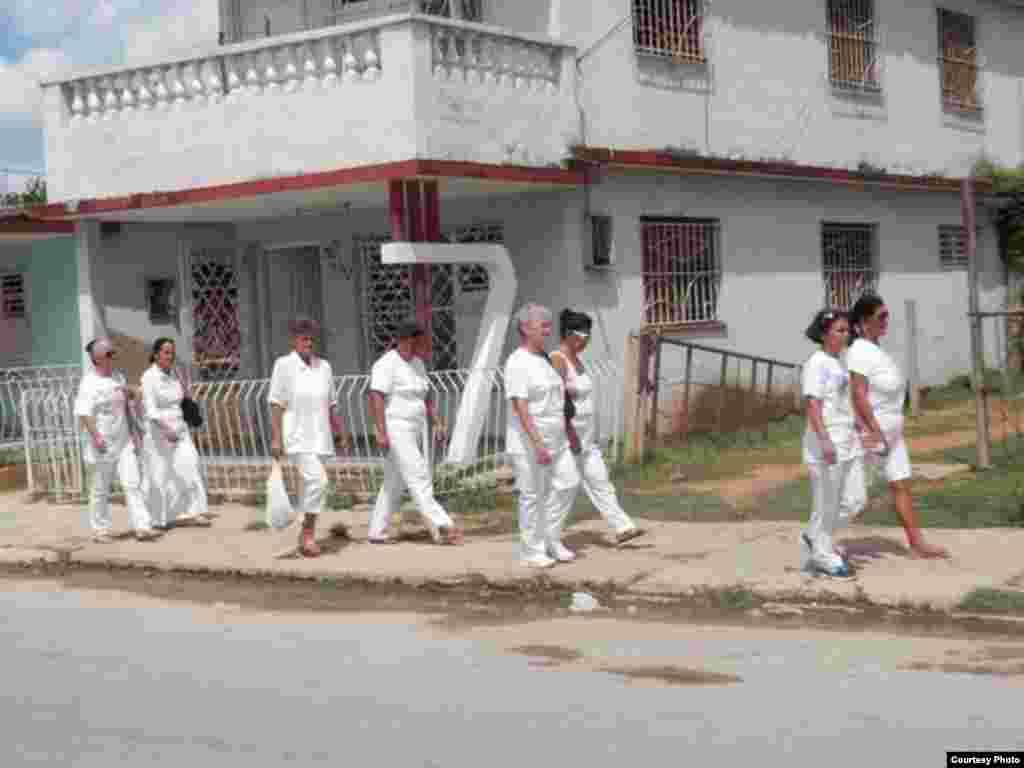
[{"x1": 958, "y1": 587, "x2": 1024, "y2": 615}]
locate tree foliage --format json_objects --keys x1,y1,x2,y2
[
  {"x1": 1, "y1": 177, "x2": 47, "y2": 208},
  {"x1": 974, "y1": 159, "x2": 1024, "y2": 274}
]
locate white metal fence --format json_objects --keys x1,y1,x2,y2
[
  {"x1": 21, "y1": 362, "x2": 624, "y2": 504},
  {"x1": 1, "y1": 366, "x2": 81, "y2": 448}
]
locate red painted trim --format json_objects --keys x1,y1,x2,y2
[
  {"x1": 27, "y1": 160, "x2": 584, "y2": 220},
  {"x1": 0, "y1": 213, "x2": 75, "y2": 235},
  {"x1": 406, "y1": 181, "x2": 423, "y2": 243},
  {"x1": 423, "y1": 180, "x2": 440, "y2": 242},
  {"x1": 571, "y1": 147, "x2": 992, "y2": 194},
  {"x1": 388, "y1": 179, "x2": 406, "y2": 242}
]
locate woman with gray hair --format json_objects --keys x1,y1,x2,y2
[
  {"x1": 269, "y1": 317, "x2": 347, "y2": 557},
  {"x1": 504, "y1": 303, "x2": 581, "y2": 568}
]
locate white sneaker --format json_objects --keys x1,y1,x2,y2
[
  {"x1": 521, "y1": 554, "x2": 556, "y2": 569},
  {"x1": 547, "y1": 542, "x2": 576, "y2": 563}
]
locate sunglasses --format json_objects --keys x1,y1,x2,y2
[{"x1": 571, "y1": 330, "x2": 590, "y2": 339}]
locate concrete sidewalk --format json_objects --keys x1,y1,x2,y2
[{"x1": 1, "y1": 491, "x2": 1022, "y2": 613}]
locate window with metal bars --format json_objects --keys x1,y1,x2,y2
[
  {"x1": 632, "y1": 0, "x2": 706, "y2": 64},
  {"x1": 938, "y1": 9, "x2": 981, "y2": 115},
  {"x1": 827, "y1": 0, "x2": 880, "y2": 92},
  {"x1": 641, "y1": 218, "x2": 720, "y2": 327},
  {"x1": 821, "y1": 223, "x2": 878, "y2": 310},
  {"x1": 1, "y1": 273, "x2": 26, "y2": 319},
  {"x1": 939, "y1": 225, "x2": 969, "y2": 270}
]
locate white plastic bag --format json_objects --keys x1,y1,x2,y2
[{"x1": 265, "y1": 461, "x2": 295, "y2": 530}]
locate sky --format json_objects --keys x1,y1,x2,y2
[{"x1": 0, "y1": 0, "x2": 219, "y2": 187}]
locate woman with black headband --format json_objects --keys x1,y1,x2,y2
[{"x1": 550, "y1": 309, "x2": 645, "y2": 546}]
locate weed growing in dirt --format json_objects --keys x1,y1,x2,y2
[{"x1": 959, "y1": 587, "x2": 1024, "y2": 615}]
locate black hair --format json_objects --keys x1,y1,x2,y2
[
  {"x1": 849, "y1": 293, "x2": 886, "y2": 339},
  {"x1": 559, "y1": 308, "x2": 593, "y2": 339},
  {"x1": 150, "y1": 337, "x2": 176, "y2": 364},
  {"x1": 804, "y1": 309, "x2": 849, "y2": 344},
  {"x1": 84, "y1": 340, "x2": 96, "y2": 357}
]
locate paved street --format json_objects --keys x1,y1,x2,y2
[{"x1": 2, "y1": 575, "x2": 1022, "y2": 767}]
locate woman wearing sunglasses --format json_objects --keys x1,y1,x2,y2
[
  {"x1": 847, "y1": 294, "x2": 949, "y2": 559},
  {"x1": 550, "y1": 309, "x2": 644, "y2": 547}
]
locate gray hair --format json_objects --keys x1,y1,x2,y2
[{"x1": 515, "y1": 303, "x2": 552, "y2": 336}]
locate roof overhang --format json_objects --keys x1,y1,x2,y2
[
  {"x1": 0, "y1": 212, "x2": 75, "y2": 241},
  {"x1": 571, "y1": 147, "x2": 992, "y2": 195},
  {"x1": 22, "y1": 160, "x2": 585, "y2": 225}
]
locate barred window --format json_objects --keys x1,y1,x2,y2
[
  {"x1": 827, "y1": 0, "x2": 880, "y2": 92},
  {"x1": 822, "y1": 223, "x2": 878, "y2": 310},
  {"x1": 448, "y1": 222, "x2": 502, "y2": 293},
  {"x1": 632, "y1": 0, "x2": 706, "y2": 64},
  {"x1": 939, "y1": 9, "x2": 981, "y2": 115},
  {"x1": 641, "y1": 217, "x2": 721, "y2": 327},
  {"x1": 939, "y1": 225, "x2": 968, "y2": 270},
  {"x1": 1, "y1": 273, "x2": 26, "y2": 319}
]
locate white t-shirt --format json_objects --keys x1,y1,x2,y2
[
  {"x1": 552, "y1": 350, "x2": 597, "y2": 446},
  {"x1": 141, "y1": 364, "x2": 188, "y2": 438},
  {"x1": 74, "y1": 370, "x2": 131, "y2": 462},
  {"x1": 801, "y1": 350, "x2": 859, "y2": 464},
  {"x1": 369, "y1": 349, "x2": 429, "y2": 424},
  {"x1": 846, "y1": 338, "x2": 905, "y2": 429},
  {"x1": 504, "y1": 347, "x2": 567, "y2": 455},
  {"x1": 268, "y1": 352, "x2": 336, "y2": 456}
]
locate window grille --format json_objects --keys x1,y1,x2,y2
[
  {"x1": 448, "y1": 222, "x2": 502, "y2": 293},
  {"x1": 632, "y1": 0, "x2": 706, "y2": 64},
  {"x1": 641, "y1": 218, "x2": 720, "y2": 327},
  {"x1": 827, "y1": 0, "x2": 880, "y2": 92},
  {"x1": 939, "y1": 225, "x2": 969, "y2": 270},
  {"x1": 821, "y1": 223, "x2": 878, "y2": 310},
  {"x1": 1, "y1": 273, "x2": 25, "y2": 319},
  {"x1": 938, "y1": 9, "x2": 981, "y2": 115},
  {"x1": 190, "y1": 248, "x2": 241, "y2": 381}
]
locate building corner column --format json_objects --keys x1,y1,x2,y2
[{"x1": 75, "y1": 220, "x2": 106, "y2": 365}]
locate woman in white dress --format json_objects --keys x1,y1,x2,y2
[
  {"x1": 504, "y1": 303, "x2": 581, "y2": 569},
  {"x1": 269, "y1": 317, "x2": 348, "y2": 558},
  {"x1": 550, "y1": 309, "x2": 645, "y2": 546},
  {"x1": 141, "y1": 337, "x2": 211, "y2": 530},
  {"x1": 799, "y1": 309, "x2": 864, "y2": 576},
  {"x1": 74, "y1": 338, "x2": 160, "y2": 542},
  {"x1": 847, "y1": 294, "x2": 948, "y2": 559},
  {"x1": 367, "y1": 320, "x2": 463, "y2": 545}
]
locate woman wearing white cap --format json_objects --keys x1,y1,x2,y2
[
  {"x1": 74, "y1": 338, "x2": 160, "y2": 542},
  {"x1": 504, "y1": 303, "x2": 581, "y2": 568},
  {"x1": 550, "y1": 309, "x2": 645, "y2": 546},
  {"x1": 141, "y1": 337, "x2": 211, "y2": 530},
  {"x1": 367, "y1": 319, "x2": 463, "y2": 545}
]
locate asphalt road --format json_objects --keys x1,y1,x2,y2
[{"x1": 1, "y1": 578, "x2": 1022, "y2": 767}]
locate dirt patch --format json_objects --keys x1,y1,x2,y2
[
  {"x1": 902, "y1": 661, "x2": 1024, "y2": 677},
  {"x1": 688, "y1": 463, "x2": 807, "y2": 507},
  {"x1": 510, "y1": 645, "x2": 584, "y2": 664},
  {"x1": 600, "y1": 664, "x2": 742, "y2": 686}
]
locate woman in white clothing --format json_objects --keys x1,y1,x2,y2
[
  {"x1": 847, "y1": 294, "x2": 949, "y2": 559},
  {"x1": 550, "y1": 309, "x2": 645, "y2": 547},
  {"x1": 504, "y1": 303, "x2": 581, "y2": 569},
  {"x1": 800, "y1": 310, "x2": 864, "y2": 577},
  {"x1": 141, "y1": 337, "x2": 211, "y2": 530},
  {"x1": 269, "y1": 317, "x2": 348, "y2": 558},
  {"x1": 367, "y1": 320, "x2": 463, "y2": 546},
  {"x1": 75, "y1": 338, "x2": 160, "y2": 543}
]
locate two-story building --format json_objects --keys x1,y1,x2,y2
[{"x1": 7, "y1": 0, "x2": 1020, "y2": 393}]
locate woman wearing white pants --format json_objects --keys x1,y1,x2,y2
[
  {"x1": 75, "y1": 337, "x2": 160, "y2": 543},
  {"x1": 269, "y1": 317, "x2": 347, "y2": 558},
  {"x1": 367, "y1": 320, "x2": 462, "y2": 545},
  {"x1": 800, "y1": 310, "x2": 865, "y2": 577},
  {"x1": 141, "y1": 338, "x2": 211, "y2": 531},
  {"x1": 550, "y1": 309, "x2": 645, "y2": 547},
  {"x1": 505, "y1": 304, "x2": 581, "y2": 569}
]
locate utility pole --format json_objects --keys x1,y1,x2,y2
[{"x1": 962, "y1": 175, "x2": 992, "y2": 470}]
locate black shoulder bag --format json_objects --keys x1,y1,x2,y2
[{"x1": 178, "y1": 368, "x2": 204, "y2": 429}]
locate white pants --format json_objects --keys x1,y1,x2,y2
[
  {"x1": 369, "y1": 418, "x2": 453, "y2": 540},
  {"x1": 511, "y1": 445, "x2": 580, "y2": 560},
  {"x1": 143, "y1": 428, "x2": 207, "y2": 528},
  {"x1": 572, "y1": 444, "x2": 635, "y2": 534},
  {"x1": 290, "y1": 452, "x2": 328, "y2": 518},
  {"x1": 87, "y1": 443, "x2": 151, "y2": 533},
  {"x1": 805, "y1": 457, "x2": 866, "y2": 564}
]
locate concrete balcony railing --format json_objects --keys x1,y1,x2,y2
[{"x1": 41, "y1": 14, "x2": 579, "y2": 203}]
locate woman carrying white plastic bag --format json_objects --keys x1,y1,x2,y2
[{"x1": 265, "y1": 460, "x2": 295, "y2": 530}]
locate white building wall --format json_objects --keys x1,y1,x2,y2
[{"x1": 568, "y1": 0, "x2": 1024, "y2": 176}]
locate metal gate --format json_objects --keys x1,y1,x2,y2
[{"x1": 185, "y1": 247, "x2": 242, "y2": 381}]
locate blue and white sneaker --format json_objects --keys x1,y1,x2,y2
[{"x1": 801, "y1": 534, "x2": 852, "y2": 577}]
